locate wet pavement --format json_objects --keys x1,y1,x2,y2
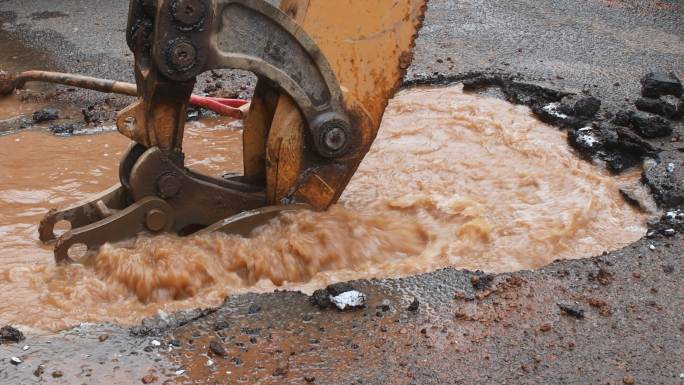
[
  {"x1": 1, "y1": 0, "x2": 683, "y2": 384},
  {"x1": 2, "y1": 240, "x2": 682, "y2": 384}
]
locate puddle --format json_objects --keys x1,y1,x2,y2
[
  {"x1": 0, "y1": 85, "x2": 647, "y2": 331},
  {"x1": 0, "y1": 94, "x2": 43, "y2": 120},
  {"x1": 0, "y1": 27, "x2": 55, "y2": 91},
  {"x1": 0, "y1": 27, "x2": 75, "y2": 130}
]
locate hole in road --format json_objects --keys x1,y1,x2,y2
[{"x1": 0, "y1": 84, "x2": 649, "y2": 329}]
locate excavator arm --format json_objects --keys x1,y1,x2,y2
[{"x1": 39, "y1": 0, "x2": 427, "y2": 263}]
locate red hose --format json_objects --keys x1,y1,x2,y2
[
  {"x1": 189, "y1": 95, "x2": 247, "y2": 119},
  {"x1": 197, "y1": 97, "x2": 249, "y2": 108},
  {"x1": 0, "y1": 70, "x2": 250, "y2": 118}
]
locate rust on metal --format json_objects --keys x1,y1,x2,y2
[
  {"x1": 37, "y1": 0, "x2": 428, "y2": 263},
  {"x1": 241, "y1": 79, "x2": 280, "y2": 185},
  {"x1": 267, "y1": 0, "x2": 428, "y2": 208},
  {"x1": 0, "y1": 70, "x2": 245, "y2": 117},
  {"x1": 53, "y1": 197, "x2": 175, "y2": 264},
  {"x1": 0, "y1": 70, "x2": 137, "y2": 96}
]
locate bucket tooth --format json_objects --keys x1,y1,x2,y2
[{"x1": 39, "y1": 0, "x2": 428, "y2": 263}]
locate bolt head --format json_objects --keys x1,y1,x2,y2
[
  {"x1": 316, "y1": 118, "x2": 352, "y2": 158},
  {"x1": 167, "y1": 40, "x2": 197, "y2": 72},
  {"x1": 171, "y1": 0, "x2": 206, "y2": 29},
  {"x1": 145, "y1": 209, "x2": 168, "y2": 232},
  {"x1": 156, "y1": 172, "x2": 182, "y2": 198},
  {"x1": 324, "y1": 126, "x2": 347, "y2": 152}
]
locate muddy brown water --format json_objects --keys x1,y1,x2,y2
[
  {"x1": 0, "y1": 94, "x2": 43, "y2": 120},
  {"x1": 0, "y1": 85, "x2": 647, "y2": 331}
]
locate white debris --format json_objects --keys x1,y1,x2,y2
[
  {"x1": 175, "y1": 369, "x2": 186, "y2": 376},
  {"x1": 667, "y1": 162, "x2": 676, "y2": 173},
  {"x1": 330, "y1": 290, "x2": 367, "y2": 310},
  {"x1": 206, "y1": 359, "x2": 214, "y2": 367},
  {"x1": 157, "y1": 310, "x2": 169, "y2": 322},
  {"x1": 664, "y1": 228, "x2": 676, "y2": 236},
  {"x1": 542, "y1": 103, "x2": 568, "y2": 119},
  {"x1": 150, "y1": 340, "x2": 161, "y2": 347},
  {"x1": 649, "y1": 244, "x2": 656, "y2": 251},
  {"x1": 643, "y1": 158, "x2": 658, "y2": 170},
  {"x1": 679, "y1": 373, "x2": 684, "y2": 379},
  {"x1": 22, "y1": 345, "x2": 29, "y2": 351},
  {"x1": 10, "y1": 357, "x2": 22, "y2": 365},
  {"x1": 60, "y1": 125, "x2": 118, "y2": 137},
  {"x1": 575, "y1": 127, "x2": 600, "y2": 148}
]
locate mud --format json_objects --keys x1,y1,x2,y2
[
  {"x1": 0, "y1": 86, "x2": 648, "y2": 331},
  {"x1": 0, "y1": 116, "x2": 241, "y2": 329},
  {"x1": 0, "y1": 28, "x2": 90, "y2": 136},
  {"x1": 2, "y1": 239, "x2": 683, "y2": 385},
  {"x1": 0, "y1": 29, "x2": 52, "y2": 79},
  {"x1": 0, "y1": 94, "x2": 40, "y2": 119}
]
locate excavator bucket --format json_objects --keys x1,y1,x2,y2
[
  {"x1": 248, "y1": 0, "x2": 428, "y2": 208},
  {"x1": 39, "y1": 0, "x2": 427, "y2": 263}
]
